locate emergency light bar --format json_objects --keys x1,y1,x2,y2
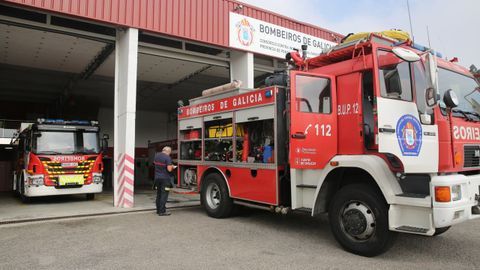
[
  {"x1": 37, "y1": 119, "x2": 98, "y2": 126},
  {"x1": 410, "y1": 43, "x2": 443, "y2": 58}
]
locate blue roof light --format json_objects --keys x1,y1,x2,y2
[{"x1": 411, "y1": 43, "x2": 443, "y2": 58}]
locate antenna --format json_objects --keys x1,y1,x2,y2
[
  {"x1": 426, "y1": 25, "x2": 432, "y2": 48},
  {"x1": 406, "y1": 0, "x2": 414, "y2": 42}
]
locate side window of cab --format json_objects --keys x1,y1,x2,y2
[
  {"x1": 295, "y1": 75, "x2": 332, "y2": 114},
  {"x1": 377, "y1": 50, "x2": 413, "y2": 101}
]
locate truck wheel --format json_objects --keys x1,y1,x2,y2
[
  {"x1": 201, "y1": 173, "x2": 233, "y2": 218},
  {"x1": 86, "y1": 193, "x2": 95, "y2": 200},
  {"x1": 15, "y1": 175, "x2": 22, "y2": 197},
  {"x1": 328, "y1": 184, "x2": 395, "y2": 257},
  {"x1": 19, "y1": 175, "x2": 30, "y2": 204},
  {"x1": 433, "y1": 226, "x2": 450, "y2": 236}
]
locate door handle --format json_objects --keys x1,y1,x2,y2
[
  {"x1": 379, "y1": 127, "x2": 396, "y2": 133},
  {"x1": 292, "y1": 132, "x2": 306, "y2": 139}
]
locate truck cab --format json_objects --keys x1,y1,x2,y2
[
  {"x1": 12, "y1": 119, "x2": 104, "y2": 201},
  {"x1": 287, "y1": 34, "x2": 480, "y2": 252}
]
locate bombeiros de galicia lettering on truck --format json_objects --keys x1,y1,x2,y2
[
  {"x1": 12, "y1": 119, "x2": 105, "y2": 202},
  {"x1": 175, "y1": 31, "x2": 480, "y2": 256}
]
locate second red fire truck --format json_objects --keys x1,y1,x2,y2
[
  {"x1": 12, "y1": 119, "x2": 104, "y2": 202},
  {"x1": 176, "y1": 33, "x2": 480, "y2": 256}
]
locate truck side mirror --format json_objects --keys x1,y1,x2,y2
[
  {"x1": 101, "y1": 134, "x2": 109, "y2": 154},
  {"x1": 392, "y1": 47, "x2": 420, "y2": 62},
  {"x1": 425, "y1": 87, "x2": 438, "y2": 107},
  {"x1": 425, "y1": 52, "x2": 438, "y2": 93}
]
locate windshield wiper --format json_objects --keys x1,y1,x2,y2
[
  {"x1": 37, "y1": 150, "x2": 70, "y2": 155},
  {"x1": 75, "y1": 151, "x2": 98, "y2": 154},
  {"x1": 452, "y1": 108, "x2": 480, "y2": 122},
  {"x1": 75, "y1": 148, "x2": 99, "y2": 154},
  {"x1": 464, "y1": 110, "x2": 480, "y2": 119}
]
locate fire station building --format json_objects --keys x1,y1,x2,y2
[{"x1": 0, "y1": 0, "x2": 340, "y2": 207}]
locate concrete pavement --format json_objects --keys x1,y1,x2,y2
[
  {"x1": 0, "y1": 189, "x2": 199, "y2": 223},
  {"x1": 1, "y1": 206, "x2": 479, "y2": 270}
]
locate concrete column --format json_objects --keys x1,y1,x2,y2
[
  {"x1": 230, "y1": 51, "x2": 254, "y2": 88},
  {"x1": 113, "y1": 28, "x2": 138, "y2": 208}
]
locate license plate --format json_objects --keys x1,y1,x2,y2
[
  {"x1": 62, "y1": 162, "x2": 78, "y2": 167},
  {"x1": 58, "y1": 175, "x2": 84, "y2": 186}
]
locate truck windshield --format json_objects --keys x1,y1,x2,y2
[
  {"x1": 438, "y1": 68, "x2": 480, "y2": 117},
  {"x1": 34, "y1": 131, "x2": 100, "y2": 154}
]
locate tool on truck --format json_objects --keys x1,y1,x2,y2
[
  {"x1": 11, "y1": 119, "x2": 105, "y2": 202},
  {"x1": 176, "y1": 31, "x2": 480, "y2": 256},
  {"x1": 471, "y1": 65, "x2": 479, "y2": 83}
]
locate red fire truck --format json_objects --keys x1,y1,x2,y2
[
  {"x1": 12, "y1": 119, "x2": 104, "y2": 202},
  {"x1": 176, "y1": 33, "x2": 480, "y2": 256}
]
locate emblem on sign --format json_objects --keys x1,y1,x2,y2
[
  {"x1": 396, "y1": 114, "x2": 423, "y2": 156},
  {"x1": 236, "y1": 18, "x2": 255, "y2": 46}
]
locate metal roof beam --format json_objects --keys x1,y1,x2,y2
[
  {"x1": 55, "y1": 43, "x2": 114, "y2": 112},
  {"x1": 79, "y1": 43, "x2": 115, "y2": 80},
  {"x1": 0, "y1": 89, "x2": 60, "y2": 97},
  {"x1": 139, "y1": 44, "x2": 229, "y2": 68},
  {"x1": 0, "y1": 93, "x2": 56, "y2": 101},
  {"x1": 137, "y1": 65, "x2": 214, "y2": 104},
  {"x1": 0, "y1": 14, "x2": 115, "y2": 43}
]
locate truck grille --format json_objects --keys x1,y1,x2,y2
[
  {"x1": 42, "y1": 160, "x2": 95, "y2": 180},
  {"x1": 464, "y1": 145, "x2": 480, "y2": 168}
]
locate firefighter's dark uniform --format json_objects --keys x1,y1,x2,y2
[{"x1": 154, "y1": 152, "x2": 173, "y2": 215}]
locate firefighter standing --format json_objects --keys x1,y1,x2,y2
[{"x1": 154, "y1": 146, "x2": 175, "y2": 216}]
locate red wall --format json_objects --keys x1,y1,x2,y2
[{"x1": 5, "y1": 0, "x2": 340, "y2": 48}]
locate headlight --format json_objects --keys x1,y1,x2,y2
[
  {"x1": 93, "y1": 173, "x2": 103, "y2": 183},
  {"x1": 451, "y1": 185, "x2": 462, "y2": 201},
  {"x1": 29, "y1": 175, "x2": 44, "y2": 185}
]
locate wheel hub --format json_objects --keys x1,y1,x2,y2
[
  {"x1": 340, "y1": 201, "x2": 376, "y2": 241},
  {"x1": 343, "y1": 209, "x2": 367, "y2": 235},
  {"x1": 206, "y1": 183, "x2": 221, "y2": 210}
]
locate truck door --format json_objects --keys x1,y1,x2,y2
[
  {"x1": 376, "y1": 50, "x2": 438, "y2": 173},
  {"x1": 289, "y1": 72, "x2": 337, "y2": 169}
]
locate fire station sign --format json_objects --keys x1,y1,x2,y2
[{"x1": 229, "y1": 12, "x2": 337, "y2": 59}]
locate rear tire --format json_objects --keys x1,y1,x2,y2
[
  {"x1": 433, "y1": 226, "x2": 450, "y2": 236},
  {"x1": 86, "y1": 193, "x2": 95, "y2": 200},
  {"x1": 328, "y1": 184, "x2": 396, "y2": 257},
  {"x1": 200, "y1": 173, "x2": 233, "y2": 218}
]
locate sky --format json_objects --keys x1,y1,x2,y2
[{"x1": 239, "y1": 0, "x2": 479, "y2": 69}]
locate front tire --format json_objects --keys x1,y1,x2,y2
[
  {"x1": 86, "y1": 193, "x2": 95, "y2": 200},
  {"x1": 328, "y1": 184, "x2": 396, "y2": 257},
  {"x1": 200, "y1": 173, "x2": 233, "y2": 218},
  {"x1": 19, "y1": 175, "x2": 30, "y2": 204}
]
